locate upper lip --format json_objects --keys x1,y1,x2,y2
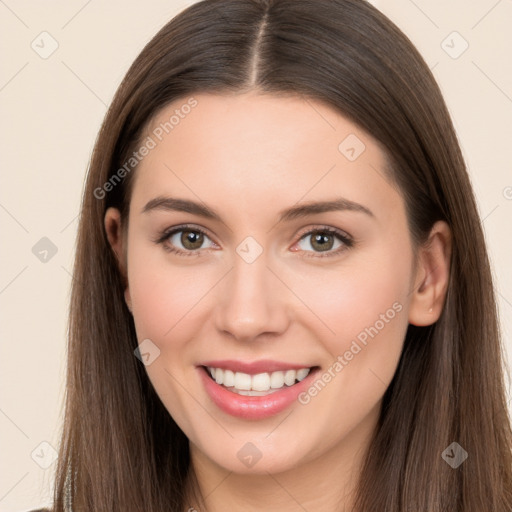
[{"x1": 199, "y1": 359, "x2": 315, "y2": 375}]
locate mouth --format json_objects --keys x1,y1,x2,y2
[{"x1": 197, "y1": 361, "x2": 320, "y2": 420}]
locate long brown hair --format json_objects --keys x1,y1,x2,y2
[{"x1": 52, "y1": 0, "x2": 512, "y2": 510}]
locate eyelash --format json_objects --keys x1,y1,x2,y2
[{"x1": 154, "y1": 224, "x2": 354, "y2": 259}]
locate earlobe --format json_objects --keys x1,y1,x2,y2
[
  {"x1": 408, "y1": 221, "x2": 452, "y2": 326},
  {"x1": 124, "y1": 289, "x2": 133, "y2": 313}
]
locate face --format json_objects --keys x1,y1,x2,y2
[{"x1": 107, "y1": 92, "x2": 426, "y2": 475}]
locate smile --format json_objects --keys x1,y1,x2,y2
[{"x1": 198, "y1": 360, "x2": 320, "y2": 420}]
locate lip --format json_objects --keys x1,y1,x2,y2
[
  {"x1": 198, "y1": 364, "x2": 319, "y2": 420},
  {"x1": 200, "y1": 359, "x2": 312, "y2": 375}
]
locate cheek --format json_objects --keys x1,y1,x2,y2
[
  {"x1": 128, "y1": 259, "x2": 216, "y2": 343},
  {"x1": 126, "y1": 247, "x2": 218, "y2": 428},
  {"x1": 290, "y1": 247, "x2": 411, "y2": 343},
  {"x1": 288, "y1": 242, "x2": 412, "y2": 410},
  {"x1": 291, "y1": 243, "x2": 412, "y2": 428}
]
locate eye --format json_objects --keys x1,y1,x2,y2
[
  {"x1": 155, "y1": 225, "x2": 217, "y2": 256},
  {"x1": 155, "y1": 224, "x2": 354, "y2": 258},
  {"x1": 293, "y1": 227, "x2": 353, "y2": 257}
]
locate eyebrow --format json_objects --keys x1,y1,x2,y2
[{"x1": 141, "y1": 196, "x2": 374, "y2": 222}]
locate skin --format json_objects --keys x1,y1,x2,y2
[{"x1": 105, "y1": 92, "x2": 451, "y2": 511}]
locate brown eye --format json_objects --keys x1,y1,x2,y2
[
  {"x1": 309, "y1": 232, "x2": 335, "y2": 252},
  {"x1": 295, "y1": 227, "x2": 353, "y2": 257},
  {"x1": 157, "y1": 226, "x2": 216, "y2": 256},
  {"x1": 180, "y1": 230, "x2": 204, "y2": 250}
]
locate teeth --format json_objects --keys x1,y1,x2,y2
[
  {"x1": 296, "y1": 368, "x2": 310, "y2": 381},
  {"x1": 223, "y1": 369, "x2": 235, "y2": 387},
  {"x1": 233, "y1": 389, "x2": 277, "y2": 396},
  {"x1": 270, "y1": 371, "x2": 285, "y2": 389},
  {"x1": 234, "y1": 372, "x2": 252, "y2": 390},
  {"x1": 206, "y1": 366, "x2": 312, "y2": 392},
  {"x1": 284, "y1": 369, "x2": 296, "y2": 386},
  {"x1": 252, "y1": 372, "x2": 270, "y2": 391}
]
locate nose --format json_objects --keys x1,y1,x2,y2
[{"x1": 214, "y1": 251, "x2": 290, "y2": 343}]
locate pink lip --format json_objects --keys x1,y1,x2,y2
[
  {"x1": 198, "y1": 365, "x2": 319, "y2": 420},
  {"x1": 200, "y1": 359, "x2": 312, "y2": 375}
]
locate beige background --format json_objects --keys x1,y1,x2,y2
[{"x1": 1, "y1": 1, "x2": 511, "y2": 510}]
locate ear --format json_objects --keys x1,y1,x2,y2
[
  {"x1": 408, "y1": 220, "x2": 452, "y2": 326},
  {"x1": 104, "y1": 207, "x2": 132, "y2": 312}
]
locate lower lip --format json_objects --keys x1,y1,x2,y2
[{"x1": 198, "y1": 366, "x2": 318, "y2": 420}]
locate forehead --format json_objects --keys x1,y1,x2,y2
[{"x1": 131, "y1": 92, "x2": 403, "y2": 226}]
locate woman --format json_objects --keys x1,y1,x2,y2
[{"x1": 36, "y1": 0, "x2": 512, "y2": 510}]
